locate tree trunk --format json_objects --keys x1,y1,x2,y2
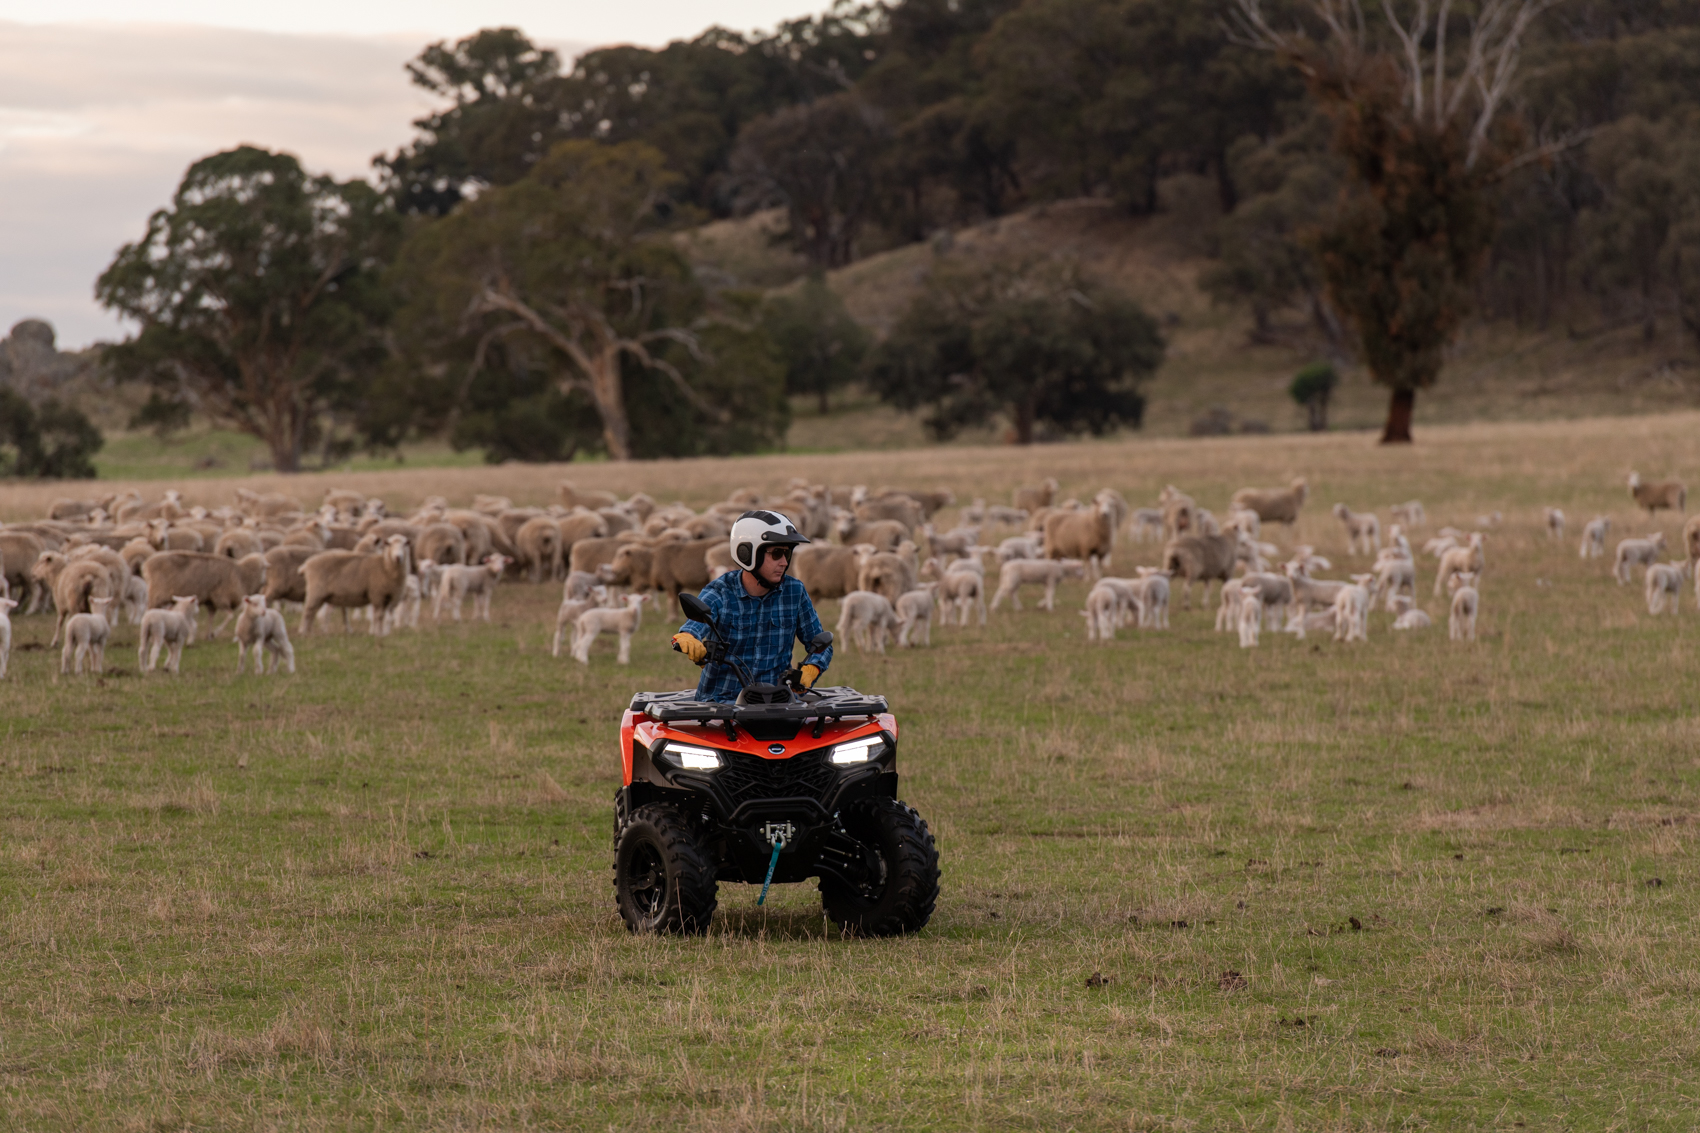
[
  {"x1": 1381, "y1": 387, "x2": 1415, "y2": 444},
  {"x1": 818, "y1": 386, "x2": 831, "y2": 415},
  {"x1": 587, "y1": 347, "x2": 631, "y2": 461},
  {"x1": 1012, "y1": 399, "x2": 1036, "y2": 445},
  {"x1": 1307, "y1": 394, "x2": 1328, "y2": 432}
]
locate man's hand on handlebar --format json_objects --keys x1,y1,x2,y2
[{"x1": 671, "y1": 632, "x2": 707, "y2": 665}]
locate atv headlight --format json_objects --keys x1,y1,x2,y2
[
  {"x1": 665, "y1": 744, "x2": 722, "y2": 771},
  {"x1": 829, "y1": 737, "x2": 884, "y2": 766}
]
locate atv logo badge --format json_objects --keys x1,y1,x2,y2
[{"x1": 767, "y1": 744, "x2": 785, "y2": 755}]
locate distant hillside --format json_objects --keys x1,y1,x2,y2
[{"x1": 684, "y1": 194, "x2": 1700, "y2": 444}]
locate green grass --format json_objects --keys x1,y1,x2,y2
[
  {"x1": 4, "y1": 418, "x2": 1700, "y2": 1129},
  {"x1": 92, "y1": 429, "x2": 498, "y2": 482}
]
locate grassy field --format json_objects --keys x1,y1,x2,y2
[{"x1": 3, "y1": 415, "x2": 1699, "y2": 1129}]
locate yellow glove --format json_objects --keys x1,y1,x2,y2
[
  {"x1": 672, "y1": 633, "x2": 707, "y2": 664},
  {"x1": 800, "y1": 664, "x2": 822, "y2": 689}
]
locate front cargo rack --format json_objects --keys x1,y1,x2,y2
[{"x1": 631, "y1": 687, "x2": 888, "y2": 727}]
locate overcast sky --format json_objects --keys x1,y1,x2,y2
[{"x1": 0, "y1": 2, "x2": 832, "y2": 348}]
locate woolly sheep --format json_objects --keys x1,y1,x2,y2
[
  {"x1": 1392, "y1": 607, "x2": 1432, "y2": 630},
  {"x1": 1082, "y1": 581, "x2": 1124, "y2": 642},
  {"x1": 1131, "y1": 568, "x2": 1171, "y2": 629},
  {"x1": 1332, "y1": 574, "x2": 1377, "y2": 643},
  {"x1": 1613, "y1": 532, "x2": 1667, "y2": 584},
  {"x1": 552, "y1": 585, "x2": 610, "y2": 658},
  {"x1": 1448, "y1": 571, "x2": 1480, "y2": 641},
  {"x1": 1230, "y1": 477, "x2": 1308, "y2": 525},
  {"x1": 1283, "y1": 607, "x2": 1338, "y2": 640},
  {"x1": 1544, "y1": 507, "x2": 1566, "y2": 540},
  {"x1": 1629, "y1": 472, "x2": 1686, "y2": 516},
  {"x1": 1434, "y1": 533, "x2": 1485, "y2": 596},
  {"x1": 1161, "y1": 530, "x2": 1239, "y2": 608},
  {"x1": 1685, "y1": 515, "x2": 1700, "y2": 575},
  {"x1": 60, "y1": 596, "x2": 115, "y2": 675},
  {"x1": 234, "y1": 595, "x2": 296, "y2": 674},
  {"x1": 1012, "y1": 478, "x2": 1059, "y2": 514},
  {"x1": 1389, "y1": 500, "x2": 1426, "y2": 528},
  {"x1": 936, "y1": 568, "x2": 987, "y2": 627},
  {"x1": 435, "y1": 554, "x2": 511, "y2": 622},
  {"x1": 833, "y1": 512, "x2": 907, "y2": 552},
  {"x1": 1282, "y1": 562, "x2": 1349, "y2": 614},
  {"x1": 1237, "y1": 589, "x2": 1262, "y2": 649},
  {"x1": 1214, "y1": 578, "x2": 1246, "y2": 633},
  {"x1": 792, "y1": 543, "x2": 865, "y2": 601},
  {"x1": 1578, "y1": 517, "x2": 1612, "y2": 559},
  {"x1": 414, "y1": 522, "x2": 467, "y2": 568},
  {"x1": 1239, "y1": 571, "x2": 1294, "y2": 629},
  {"x1": 990, "y1": 558, "x2": 1086, "y2": 612},
  {"x1": 1645, "y1": 561, "x2": 1685, "y2": 616},
  {"x1": 1332, "y1": 504, "x2": 1382, "y2": 555},
  {"x1": 0, "y1": 530, "x2": 48, "y2": 613},
  {"x1": 571, "y1": 592, "x2": 650, "y2": 664},
  {"x1": 895, "y1": 585, "x2": 937, "y2": 647},
  {"x1": 32, "y1": 552, "x2": 113, "y2": 647},
  {"x1": 138, "y1": 596, "x2": 199, "y2": 674},
  {"x1": 515, "y1": 516, "x2": 564, "y2": 582},
  {"x1": 836, "y1": 590, "x2": 902, "y2": 653},
  {"x1": 1043, "y1": 504, "x2": 1114, "y2": 578},
  {"x1": 142, "y1": 551, "x2": 268, "y2": 637},
  {"x1": 301, "y1": 536, "x2": 410, "y2": 634}
]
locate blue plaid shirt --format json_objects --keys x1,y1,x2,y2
[{"x1": 679, "y1": 571, "x2": 832, "y2": 702}]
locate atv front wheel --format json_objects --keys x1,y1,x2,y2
[
  {"x1": 820, "y1": 797, "x2": 940, "y2": 936},
  {"x1": 614, "y1": 804, "x2": 718, "y2": 935}
]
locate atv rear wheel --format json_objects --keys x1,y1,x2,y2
[
  {"x1": 614, "y1": 804, "x2": 718, "y2": 935},
  {"x1": 820, "y1": 797, "x2": 940, "y2": 936}
]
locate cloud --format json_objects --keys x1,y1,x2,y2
[{"x1": 0, "y1": 21, "x2": 585, "y2": 348}]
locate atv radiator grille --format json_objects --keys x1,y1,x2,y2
[{"x1": 716, "y1": 749, "x2": 838, "y2": 808}]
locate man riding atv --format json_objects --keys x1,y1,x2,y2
[
  {"x1": 670, "y1": 511, "x2": 832, "y2": 700},
  {"x1": 613, "y1": 508, "x2": 938, "y2": 936}
]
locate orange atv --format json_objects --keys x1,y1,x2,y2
[{"x1": 613, "y1": 593, "x2": 939, "y2": 936}]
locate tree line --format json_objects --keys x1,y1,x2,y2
[{"x1": 93, "y1": 0, "x2": 1700, "y2": 469}]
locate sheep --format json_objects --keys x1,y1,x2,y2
[
  {"x1": 142, "y1": 551, "x2": 268, "y2": 637},
  {"x1": 1012, "y1": 478, "x2": 1059, "y2": 514},
  {"x1": 1645, "y1": 561, "x2": 1685, "y2": 615},
  {"x1": 1578, "y1": 516, "x2": 1611, "y2": 560},
  {"x1": 1083, "y1": 581, "x2": 1124, "y2": 641},
  {"x1": 1130, "y1": 508, "x2": 1164, "y2": 542},
  {"x1": 1544, "y1": 508, "x2": 1566, "y2": 541},
  {"x1": 833, "y1": 512, "x2": 907, "y2": 552},
  {"x1": 1424, "y1": 533, "x2": 1460, "y2": 558},
  {"x1": 1131, "y1": 568, "x2": 1171, "y2": 629},
  {"x1": 923, "y1": 523, "x2": 979, "y2": 559},
  {"x1": 643, "y1": 537, "x2": 720, "y2": 615},
  {"x1": 234, "y1": 595, "x2": 296, "y2": 674},
  {"x1": 1043, "y1": 504, "x2": 1114, "y2": 578},
  {"x1": 1286, "y1": 545, "x2": 1332, "y2": 574},
  {"x1": 1389, "y1": 500, "x2": 1426, "y2": 527},
  {"x1": 1448, "y1": 571, "x2": 1480, "y2": 641},
  {"x1": 1230, "y1": 477, "x2": 1308, "y2": 525},
  {"x1": 858, "y1": 548, "x2": 917, "y2": 606},
  {"x1": 552, "y1": 585, "x2": 610, "y2": 658},
  {"x1": 1214, "y1": 577, "x2": 1246, "y2": 633},
  {"x1": 233, "y1": 488, "x2": 300, "y2": 519},
  {"x1": 877, "y1": 487, "x2": 954, "y2": 519},
  {"x1": 60, "y1": 596, "x2": 115, "y2": 675},
  {"x1": 1237, "y1": 589, "x2": 1263, "y2": 648},
  {"x1": 1391, "y1": 601, "x2": 1433, "y2": 631},
  {"x1": 214, "y1": 528, "x2": 265, "y2": 560},
  {"x1": 1160, "y1": 530, "x2": 1239, "y2": 608},
  {"x1": 414, "y1": 522, "x2": 467, "y2": 568},
  {"x1": 390, "y1": 574, "x2": 424, "y2": 631},
  {"x1": 1239, "y1": 571, "x2": 1294, "y2": 629},
  {"x1": 32, "y1": 553, "x2": 114, "y2": 647},
  {"x1": 435, "y1": 554, "x2": 511, "y2": 622},
  {"x1": 792, "y1": 543, "x2": 866, "y2": 601},
  {"x1": 571, "y1": 593, "x2": 651, "y2": 664},
  {"x1": 0, "y1": 597, "x2": 14, "y2": 679},
  {"x1": 1283, "y1": 607, "x2": 1338, "y2": 640},
  {"x1": 300, "y1": 536, "x2": 410, "y2": 634},
  {"x1": 895, "y1": 585, "x2": 937, "y2": 647},
  {"x1": 1613, "y1": 532, "x2": 1667, "y2": 584},
  {"x1": 995, "y1": 535, "x2": 1041, "y2": 563},
  {"x1": 1629, "y1": 472, "x2": 1686, "y2": 516},
  {"x1": 137, "y1": 596, "x2": 199, "y2": 674},
  {"x1": 990, "y1": 558, "x2": 1086, "y2": 612},
  {"x1": 1374, "y1": 553, "x2": 1416, "y2": 612},
  {"x1": 0, "y1": 531, "x2": 47, "y2": 612},
  {"x1": 1434, "y1": 533, "x2": 1485, "y2": 596},
  {"x1": 559, "y1": 481, "x2": 620, "y2": 511},
  {"x1": 1685, "y1": 515, "x2": 1700, "y2": 575},
  {"x1": 836, "y1": 590, "x2": 902, "y2": 653},
  {"x1": 555, "y1": 510, "x2": 609, "y2": 563},
  {"x1": 1332, "y1": 504, "x2": 1382, "y2": 555},
  {"x1": 935, "y1": 568, "x2": 987, "y2": 627},
  {"x1": 854, "y1": 495, "x2": 923, "y2": 534},
  {"x1": 568, "y1": 536, "x2": 630, "y2": 577},
  {"x1": 68, "y1": 544, "x2": 129, "y2": 609},
  {"x1": 1332, "y1": 574, "x2": 1377, "y2": 643},
  {"x1": 1282, "y1": 562, "x2": 1349, "y2": 614},
  {"x1": 515, "y1": 516, "x2": 564, "y2": 582}
]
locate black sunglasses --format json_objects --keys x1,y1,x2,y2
[{"x1": 763, "y1": 546, "x2": 794, "y2": 561}]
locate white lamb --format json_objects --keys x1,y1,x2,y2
[
  {"x1": 0, "y1": 597, "x2": 14, "y2": 679},
  {"x1": 1286, "y1": 545, "x2": 1332, "y2": 575},
  {"x1": 995, "y1": 535, "x2": 1041, "y2": 563},
  {"x1": 990, "y1": 558, "x2": 1086, "y2": 612},
  {"x1": 138, "y1": 596, "x2": 199, "y2": 674},
  {"x1": 1645, "y1": 561, "x2": 1684, "y2": 615},
  {"x1": 836, "y1": 590, "x2": 902, "y2": 653},
  {"x1": 1613, "y1": 533, "x2": 1666, "y2": 584},
  {"x1": 1434, "y1": 533, "x2": 1485, "y2": 596},
  {"x1": 1239, "y1": 571, "x2": 1294, "y2": 629},
  {"x1": 1578, "y1": 516, "x2": 1610, "y2": 559},
  {"x1": 936, "y1": 569, "x2": 986, "y2": 627},
  {"x1": 1331, "y1": 574, "x2": 1377, "y2": 643},
  {"x1": 1391, "y1": 601, "x2": 1432, "y2": 630},
  {"x1": 61, "y1": 596, "x2": 114, "y2": 676},
  {"x1": 1375, "y1": 552, "x2": 1416, "y2": 612},
  {"x1": 1333, "y1": 504, "x2": 1382, "y2": 555},
  {"x1": 1389, "y1": 500, "x2": 1426, "y2": 528},
  {"x1": 1544, "y1": 507, "x2": 1565, "y2": 540},
  {"x1": 1236, "y1": 589, "x2": 1262, "y2": 649},
  {"x1": 896, "y1": 584, "x2": 937, "y2": 647},
  {"x1": 1083, "y1": 580, "x2": 1127, "y2": 640},
  {"x1": 552, "y1": 585, "x2": 610, "y2": 658},
  {"x1": 436, "y1": 554, "x2": 511, "y2": 620},
  {"x1": 234, "y1": 595, "x2": 296, "y2": 675},
  {"x1": 1214, "y1": 578, "x2": 1246, "y2": 633},
  {"x1": 1131, "y1": 568, "x2": 1171, "y2": 629},
  {"x1": 571, "y1": 593, "x2": 650, "y2": 664},
  {"x1": 1283, "y1": 607, "x2": 1338, "y2": 639},
  {"x1": 1448, "y1": 571, "x2": 1480, "y2": 641}
]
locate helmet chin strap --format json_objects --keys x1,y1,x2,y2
[{"x1": 748, "y1": 548, "x2": 788, "y2": 591}]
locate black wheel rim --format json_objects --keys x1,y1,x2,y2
[
  {"x1": 624, "y1": 842, "x2": 667, "y2": 920},
  {"x1": 847, "y1": 835, "x2": 888, "y2": 902}
]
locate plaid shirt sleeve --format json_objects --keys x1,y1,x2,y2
[{"x1": 678, "y1": 573, "x2": 833, "y2": 702}]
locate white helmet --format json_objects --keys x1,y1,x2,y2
[{"x1": 730, "y1": 510, "x2": 810, "y2": 573}]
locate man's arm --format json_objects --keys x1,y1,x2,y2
[
  {"x1": 796, "y1": 589, "x2": 832, "y2": 683},
  {"x1": 674, "y1": 581, "x2": 725, "y2": 663}
]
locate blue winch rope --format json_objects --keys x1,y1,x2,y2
[{"x1": 757, "y1": 837, "x2": 784, "y2": 906}]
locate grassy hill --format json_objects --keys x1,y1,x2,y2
[{"x1": 689, "y1": 193, "x2": 1700, "y2": 446}]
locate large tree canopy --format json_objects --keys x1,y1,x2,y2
[
  {"x1": 96, "y1": 146, "x2": 399, "y2": 473},
  {"x1": 868, "y1": 253, "x2": 1163, "y2": 444},
  {"x1": 387, "y1": 140, "x2": 786, "y2": 462}
]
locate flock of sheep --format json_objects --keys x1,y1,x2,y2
[{"x1": 0, "y1": 468, "x2": 1689, "y2": 681}]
